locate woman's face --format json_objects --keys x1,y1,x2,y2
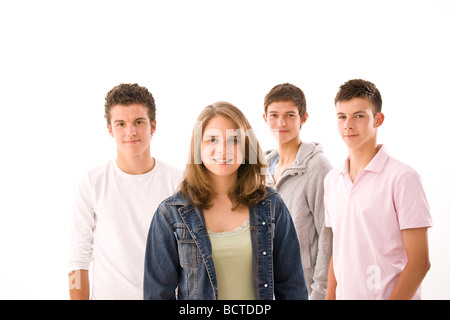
[{"x1": 201, "y1": 116, "x2": 244, "y2": 179}]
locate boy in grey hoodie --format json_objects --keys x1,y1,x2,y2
[{"x1": 263, "y1": 83, "x2": 333, "y2": 300}]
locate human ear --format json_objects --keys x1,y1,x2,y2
[
  {"x1": 301, "y1": 112, "x2": 309, "y2": 126},
  {"x1": 263, "y1": 113, "x2": 268, "y2": 124},
  {"x1": 150, "y1": 120, "x2": 157, "y2": 135},
  {"x1": 375, "y1": 112, "x2": 385, "y2": 127},
  {"x1": 107, "y1": 124, "x2": 114, "y2": 137}
]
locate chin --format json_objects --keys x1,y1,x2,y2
[{"x1": 207, "y1": 165, "x2": 240, "y2": 177}]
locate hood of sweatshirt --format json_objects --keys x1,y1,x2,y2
[
  {"x1": 266, "y1": 141, "x2": 324, "y2": 171},
  {"x1": 265, "y1": 142, "x2": 325, "y2": 186}
]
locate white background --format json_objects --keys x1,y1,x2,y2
[{"x1": 0, "y1": 0, "x2": 449, "y2": 299}]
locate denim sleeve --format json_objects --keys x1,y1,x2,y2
[
  {"x1": 143, "y1": 204, "x2": 179, "y2": 300},
  {"x1": 273, "y1": 197, "x2": 309, "y2": 300}
]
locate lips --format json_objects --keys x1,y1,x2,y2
[
  {"x1": 124, "y1": 140, "x2": 140, "y2": 144},
  {"x1": 274, "y1": 129, "x2": 289, "y2": 133},
  {"x1": 212, "y1": 158, "x2": 233, "y2": 165}
]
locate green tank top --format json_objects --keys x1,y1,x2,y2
[{"x1": 208, "y1": 218, "x2": 255, "y2": 300}]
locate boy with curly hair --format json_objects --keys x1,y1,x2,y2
[{"x1": 68, "y1": 84, "x2": 182, "y2": 299}]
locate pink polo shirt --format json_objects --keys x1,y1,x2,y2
[{"x1": 324, "y1": 145, "x2": 432, "y2": 299}]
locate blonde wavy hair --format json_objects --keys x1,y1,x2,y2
[{"x1": 180, "y1": 101, "x2": 267, "y2": 210}]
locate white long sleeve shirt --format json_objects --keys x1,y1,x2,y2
[{"x1": 68, "y1": 159, "x2": 182, "y2": 299}]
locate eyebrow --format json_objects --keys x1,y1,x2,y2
[
  {"x1": 113, "y1": 117, "x2": 148, "y2": 123},
  {"x1": 268, "y1": 110, "x2": 298, "y2": 114},
  {"x1": 204, "y1": 133, "x2": 238, "y2": 137},
  {"x1": 336, "y1": 110, "x2": 367, "y2": 115}
]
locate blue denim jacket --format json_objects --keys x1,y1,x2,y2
[{"x1": 143, "y1": 187, "x2": 308, "y2": 300}]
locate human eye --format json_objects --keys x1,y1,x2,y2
[
  {"x1": 205, "y1": 136, "x2": 216, "y2": 143},
  {"x1": 135, "y1": 118, "x2": 147, "y2": 125},
  {"x1": 337, "y1": 115, "x2": 346, "y2": 120},
  {"x1": 227, "y1": 136, "x2": 239, "y2": 144},
  {"x1": 115, "y1": 122, "x2": 125, "y2": 127}
]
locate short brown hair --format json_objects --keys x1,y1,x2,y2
[
  {"x1": 334, "y1": 79, "x2": 382, "y2": 114},
  {"x1": 264, "y1": 83, "x2": 307, "y2": 118},
  {"x1": 181, "y1": 102, "x2": 267, "y2": 210},
  {"x1": 104, "y1": 83, "x2": 156, "y2": 125}
]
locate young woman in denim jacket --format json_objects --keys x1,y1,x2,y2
[{"x1": 143, "y1": 102, "x2": 308, "y2": 300}]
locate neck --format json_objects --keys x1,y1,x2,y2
[
  {"x1": 210, "y1": 172, "x2": 238, "y2": 198},
  {"x1": 348, "y1": 143, "x2": 380, "y2": 177},
  {"x1": 277, "y1": 137, "x2": 301, "y2": 165},
  {"x1": 116, "y1": 151, "x2": 155, "y2": 175}
]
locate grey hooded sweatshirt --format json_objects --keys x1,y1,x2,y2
[{"x1": 265, "y1": 142, "x2": 333, "y2": 300}]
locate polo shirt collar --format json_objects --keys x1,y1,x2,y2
[
  {"x1": 340, "y1": 144, "x2": 389, "y2": 175},
  {"x1": 365, "y1": 144, "x2": 389, "y2": 173}
]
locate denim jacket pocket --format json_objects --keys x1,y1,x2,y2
[{"x1": 174, "y1": 225, "x2": 202, "y2": 268}]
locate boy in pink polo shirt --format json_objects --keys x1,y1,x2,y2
[{"x1": 324, "y1": 79, "x2": 432, "y2": 300}]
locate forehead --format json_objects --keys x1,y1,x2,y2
[
  {"x1": 203, "y1": 116, "x2": 238, "y2": 133},
  {"x1": 267, "y1": 100, "x2": 299, "y2": 113},
  {"x1": 335, "y1": 98, "x2": 375, "y2": 114},
  {"x1": 110, "y1": 103, "x2": 150, "y2": 120}
]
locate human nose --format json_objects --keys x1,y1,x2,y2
[
  {"x1": 277, "y1": 116, "x2": 286, "y2": 127},
  {"x1": 214, "y1": 138, "x2": 235, "y2": 158},
  {"x1": 344, "y1": 118, "x2": 354, "y2": 130},
  {"x1": 214, "y1": 139, "x2": 227, "y2": 156},
  {"x1": 126, "y1": 124, "x2": 137, "y2": 136}
]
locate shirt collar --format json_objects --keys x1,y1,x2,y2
[{"x1": 339, "y1": 144, "x2": 389, "y2": 175}]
